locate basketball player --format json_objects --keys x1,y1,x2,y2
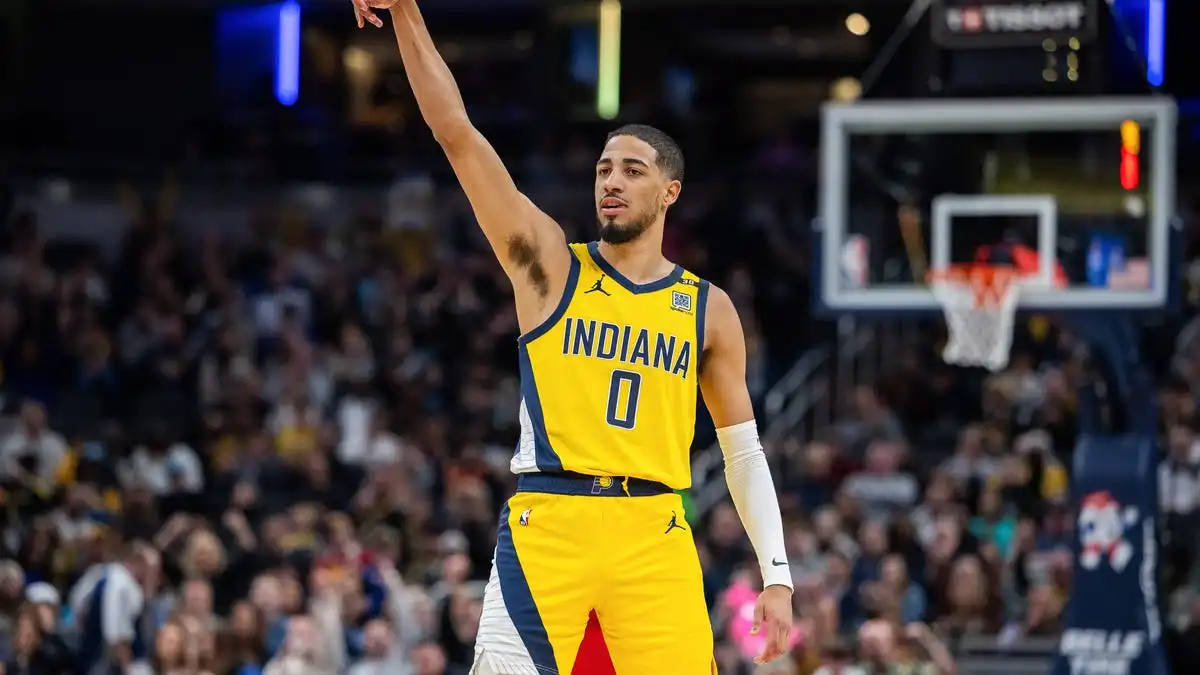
[{"x1": 352, "y1": 1, "x2": 794, "y2": 672}]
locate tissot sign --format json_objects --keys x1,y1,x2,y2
[{"x1": 932, "y1": 0, "x2": 1098, "y2": 48}]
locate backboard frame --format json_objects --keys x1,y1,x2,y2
[
  {"x1": 930, "y1": 193, "x2": 1058, "y2": 290},
  {"x1": 815, "y1": 96, "x2": 1179, "y2": 317}
]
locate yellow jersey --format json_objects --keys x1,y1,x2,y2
[{"x1": 511, "y1": 242, "x2": 709, "y2": 490}]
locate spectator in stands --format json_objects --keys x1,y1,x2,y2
[
  {"x1": 72, "y1": 542, "x2": 158, "y2": 675},
  {"x1": 841, "y1": 442, "x2": 918, "y2": 522},
  {"x1": 939, "y1": 425, "x2": 997, "y2": 487},
  {"x1": 879, "y1": 554, "x2": 926, "y2": 626},
  {"x1": 150, "y1": 618, "x2": 195, "y2": 675},
  {"x1": 0, "y1": 106, "x2": 1165, "y2": 675},
  {"x1": 1018, "y1": 584, "x2": 1064, "y2": 637},
  {"x1": 934, "y1": 554, "x2": 1003, "y2": 636},
  {"x1": 1, "y1": 402, "x2": 68, "y2": 488},
  {"x1": 812, "y1": 638, "x2": 865, "y2": 675},
  {"x1": 1160, "y1": 424, "x2": 1199, "y2": 590},
  {"x1": 262, "y1": 592, "x2": 340, "y2": 675},
  {"x1": 785, "y1": 439, "x2": 838, "y2": 513},
  {"x1": 840, "y1": 386, "x2": 906, "y2": 455},
  {"x1": 969, "y1": 488, "x2": 1016, "y2": 559},
  {"x1": 856, "y1": 620, "x2": 954, "y2": 675},
  {"x1": 118, "y1": 424, "x2": 204, "y2": 498},
  {"x1": 5, "y1": 604, "x2": 62, "y2": 675},
  {"x1": 1167, "y1": 597, "x2": 1200, "y2": 675}
]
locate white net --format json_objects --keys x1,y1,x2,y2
[{"x1": 928, "y1": 266, "x2": 1026, "y2": 372}]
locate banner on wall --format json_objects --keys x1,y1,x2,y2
[{"x1": 1053, "y1": 435, "x2": 1170, "y2": 675}]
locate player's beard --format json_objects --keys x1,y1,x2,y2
[{"x1": 597, "y1": 206, "x2": 655, "y2": 244}]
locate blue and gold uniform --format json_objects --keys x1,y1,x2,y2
[
  {"x1": 510, "y1": 241, "x2": 706, "y2": 485},
  {"x1": 475, "y1": 242, "x2": 716, "y2": 674}
]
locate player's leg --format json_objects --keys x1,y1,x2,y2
[
  {"x1": 596, "y1": 492, "x2": 716, "y2": 674},
  {"x1": 473, "y1": 492, "x2": 596, "y2": 675}
]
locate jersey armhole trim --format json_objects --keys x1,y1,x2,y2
[
  {"x1": 696, "y1": 278, "x2": 711, "y2": 356},
  {"x1": 517, "y1": 248, "x2": 581, "y2": 346}
]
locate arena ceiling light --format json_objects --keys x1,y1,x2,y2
[
  {"x1": 596, "y1": 0, "x2": 622, "y2": 120},
  {"x1": 845, "y1": 13, "x2": 870, "y2": 37},
  {"x1": 275, "y1": 0, "x2": 301, "y2": 107}
]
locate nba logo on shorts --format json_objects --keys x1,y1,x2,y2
[
  {"x1": 671, "y1": 290, "x2": 692, "y2": 313},
  {"x1": 519, "y1": 509, "x2": 531, "y2": 526}
]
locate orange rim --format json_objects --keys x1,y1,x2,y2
[{"x1": 927, "y1": 263, "x2": 1020, "y2": 309}]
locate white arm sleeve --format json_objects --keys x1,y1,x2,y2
[{"x1": 718, "y1": 420, "x2": 792, "y2": 590}]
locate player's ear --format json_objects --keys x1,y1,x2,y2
[{"x1": 663, "y1": 180, "x2": 681, "y2": 209}]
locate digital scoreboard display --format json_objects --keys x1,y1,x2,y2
[{"x1": 932, "y1": 0, "x2": 1099, "y2": 49}]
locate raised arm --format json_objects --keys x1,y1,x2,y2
[
  {"x1": 355, "y1": 0, "x2": 571, "y2": 324},
  {"x1": 697, "y1": 284, "x2": 794, "y2": 664}
]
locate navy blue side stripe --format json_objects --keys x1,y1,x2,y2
[
  {"x1": 514, "y1": 247, "x2": 579, "y2": 473},
  {"x1": 494, "y1": 504, "x2": 557, "y2": 672},
  {"x1": 518, "y1": 249, "x2": 581, "y2": 346},
  {"x1": 695, "y1": 279, "x2": 711, "y2": 358},
  {"x1": 518, "y1": 347, "x2": 563, "y2": 472}
]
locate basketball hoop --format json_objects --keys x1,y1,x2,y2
[{"x1": 927, "y1": 263, "x2": 1032, "y2": 372}]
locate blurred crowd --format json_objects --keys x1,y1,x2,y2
[
  {"x1": 0, "y1": 155, "x2": 822, "y2": 675},
  {"x1": 736, "y1": 302, "x2": 1200, "y2": 675},
  {"x1": 2, "y1": 153, "x2": 1200, "y2": 675},
  {"x1": 749, "y1": 371, "x2": 1077, "y2": 675}
]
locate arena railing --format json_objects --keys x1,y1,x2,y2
[
  {"x1": 951, "y1": 634, "x2": 1057, "y2": 675},
  {"x1": 690, "y1": 318, "x2": 880, "y2": 516},
  {"x1": 689, "y1": 346, "x2": 828, "y2": 515}
]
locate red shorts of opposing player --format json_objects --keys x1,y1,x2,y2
[{"x1": 571, "y1": 611, "x2": 616, "y2": 675}]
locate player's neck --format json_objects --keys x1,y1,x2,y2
[{"x1": 596, "y1": 232, "x2": 672, "y2": 284}]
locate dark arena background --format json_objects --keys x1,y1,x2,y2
[{"x1": 1, "y1": 0, "x2": 1200, "y2": 674}]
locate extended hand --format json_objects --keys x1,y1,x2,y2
[
  {"x1": 750, "y1": 584, "x2": 794, "y2": 664},
  {"x1": 352, "y1": 0, "x2": 403, "y2": 28}
]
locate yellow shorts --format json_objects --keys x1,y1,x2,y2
[{"x1": 473, "y1": 473, "x2": 715, "y2": 674}]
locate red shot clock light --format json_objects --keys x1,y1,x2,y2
[{"x1": 1120, "y1": 120, "x2": 1140, "y2": 191}]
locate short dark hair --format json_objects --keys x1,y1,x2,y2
[{"x1": 605, "y1": 124, "x2": 685, "y2": 182}]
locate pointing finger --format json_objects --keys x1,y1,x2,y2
[
  {"x1": 351, "y1": 0, "x2": 381, "y2": 27},
  {"x1": 753, "y1": 643, "x2": 779, "y2": 665},
  {"x1": 775, "y1": 623, "x2": 791, "y2": 657},
  {"x1": 757, "y1": 618, "x2": 787, "y2": 664},
  {"x1": 752, "y1": 602, "x2": 766, "y2": 636}
]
